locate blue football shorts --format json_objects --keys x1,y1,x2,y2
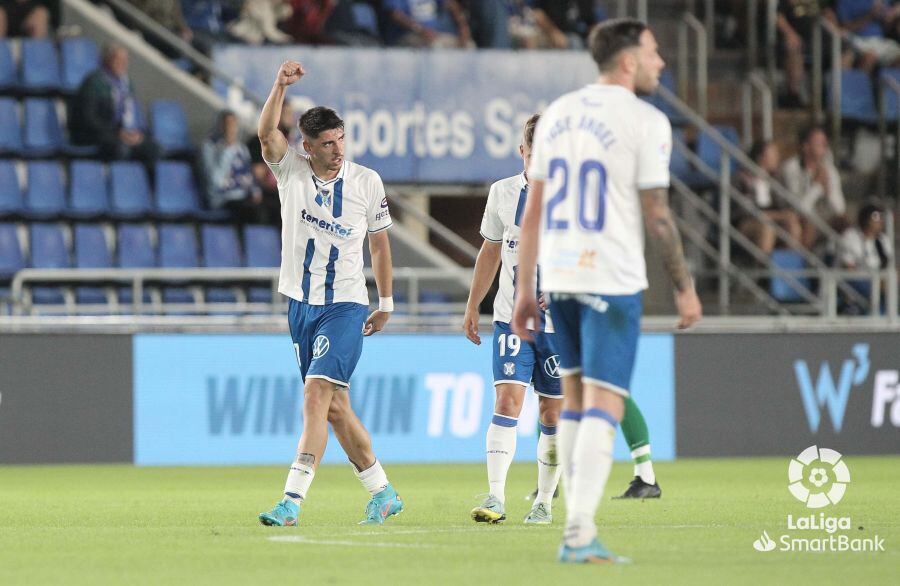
[
  {"x1": 288, "y1": 299, "x2": 369, "y2": 388},
  {"x1": 547, "y1": 292, "x2": 642, "y2": 397},
  {"x1": 491, "y1": 321, "x2": 562, "y2": 398}
]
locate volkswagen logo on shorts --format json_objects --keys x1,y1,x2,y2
[
  {"x1": 543, "y1": 355, "x2": 561, "y2": 379},
  {"x1": 312, "y1": 335, "x2": 330, "y2": 359}
]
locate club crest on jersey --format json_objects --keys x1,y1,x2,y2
[
  {"x1": 312, "y1": 335, "x2": 330, "y2": 359},
  {"x1": 315, "y1": 187, "x2": 332, "y2": 209},
  {"x1": 503, "y1": 362, "x2": 516, "y2": 376}
]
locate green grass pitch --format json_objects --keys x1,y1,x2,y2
[{"x1": 1, "y1": 457, "x2": 897, "y2": 585}]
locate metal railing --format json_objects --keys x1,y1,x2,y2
[
  {"x1": 95, "y1": 0, "x2": 266, "y2": 107},
  {"x1": 615, "y1": 0, "x2": 648, "y2": 21},
  {"x1": 878, "y1": 75, "x2": 900, "y2": 202},
  {"x1": 387, "y1": 193, "x2": 479, "y2": 263},
  {"x1": 812, "y1": 15, "x2": 844, "y2": 141},
  {"x1": 9, "y1": 266, "x2": 472, "y2": 316},
  {"x1": 678, "y1": 13, "x2": 708, "y2": 118},
  {"x1": 742, "y1": 71, "x2": 774, "y2": 147}
]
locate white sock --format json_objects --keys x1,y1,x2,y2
[
  {"x1": 355, "y1": 459, "x2": 389, "y2": 496},
  {"x1": 284, "y1": 461, "x2": 315, "y2": 505},
  {"x1": 535, "y1": 423, "x2": 561, "y2": 507},
  {"x1": 486, "y1": 414, "x2": 518, "y2": 504},
  {"x1": 632, "y1": 445, "x2": 656, "y2": 484},
  {"x1": 564, "y1": 408, "x2": 617, "y2": 548},
  {"x1": 557, "y1": 411, "x2": 581, "y2": 504}
]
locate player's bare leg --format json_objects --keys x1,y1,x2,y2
[
  {"x1": 473, "y1": 383, "x2": 525, "y2": 523},
  {"x1": 328, "y1": 386, "x2": 403, "y2": 525},
  {"x1": 557, "y1": 375, "x2": 583, "y2": 504},
  {"x1": 259, "y1": 377, "x2": 333, "y2": 526}
]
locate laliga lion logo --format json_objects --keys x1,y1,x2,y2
[
  {"x1": 543, "y1": 355, "x2": 561, "y2": 379},
  {"x1": 312, "y1": 335, "x2": 330, "y2": 360},
  {"x1": 788, "y1": 445, "x2": 850, "y2": 509}
]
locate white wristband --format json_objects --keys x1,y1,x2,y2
[{"x1": 378, "y1": 297, "x2": 394, "y2": 312}]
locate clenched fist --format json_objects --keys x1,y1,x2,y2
[{"x1": 276, "y1": 61, "x2": 305, "y2": 87}]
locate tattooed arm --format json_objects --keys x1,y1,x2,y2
[{"x1": 640, "y1": 187, "x2": 702, "y2": 329}]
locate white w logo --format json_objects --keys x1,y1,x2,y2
[
  {"x1": 544, "y1": 355, "x2": 561, "y2": 379},
  {"x1": 312, "y1": 335, "x2": 330, "y2": 359}
]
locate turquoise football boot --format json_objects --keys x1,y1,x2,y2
[
  {"x1": 558, "y1": 538, "x2": 630, "y2": 565},
  {"x1": 258, "y1": 499, "x2": 299, "y2": 527},
  {"x1": 523, "y1": 502, "x2": 552, "y2": 525},
  {"x1": 471, "y1": 494, "x2": 506, "y2": 524},
  {"x1": 359, "y1": 484, "x2": 404, "y2": 525}
]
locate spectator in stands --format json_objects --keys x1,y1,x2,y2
[
  {"x1": 126, "y1": 0, "x2": 194, "y2": 42},
  {"x1": 246, "y1": 101, "x2": 295, "y2": 225},
  {"x1": 463, "y1": 0, "x2": 511, "y2": 48},
  {"x1": 384, "y1": 0, "x2": 473, "y2": 48},
  {"x1": 776, "y1": 0, "x2": 832, "y2": 107},
  {"x1": 839, "y1": 203, "x2": 894, "y2": 311},
  {"x1": 737, "y1": 140, "x2": 803, "y2": 256},
  {"x1": 69, "y1": 43, "x2": 160, "y2": 166},
  {"x1": 530, "y1": 0, "x2": 598, "y2": 49},
  {"x1": 0, "y1": 0, "x2": 51, "y2": 38},
  {"x1": 182, "y1": 0, "x2": 241, "y2": 44},
  {"x1": 282, "y1": 0, "x2": 381, "y2": 46},
  {"x1": 228, "y1": 0, "x2": 293, "y2": 44},
  {"x1": 828, "y1": 0, "x2": 900, "y2": 70},
  {"x1": 204, "y1": 110, "x2": 277, "y2": 224},
  {"x1": 781, "y1": 125, "x2": 846, "y2": 249}
]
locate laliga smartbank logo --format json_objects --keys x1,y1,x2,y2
[{"x1": 752, "y1": 446, "x2": 885, "y2": 553}]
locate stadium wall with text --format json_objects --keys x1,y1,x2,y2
[
  {"x1": 213, "y1": 47, "x2": 597, "y2": 183},
  {"x1": 132, "y1": 334, "x2": 675, "y2": 465}
]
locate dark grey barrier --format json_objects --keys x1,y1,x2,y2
[
  {"x1": 0, "y1": 334, "x2": 133, "y2": 464},
  {"x1": 675, "y1": 333, "x2": 900, "y2": 457}
]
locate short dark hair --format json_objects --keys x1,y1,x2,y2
[
  {"x1": 748, "y1": 139, "x2": 772, "y2": 163},
  {"x1": 858, "y1": 203, "x2": 884, "y2": 230},
  {"x1": 299, "y1": 106, "x2": 344, "y2": 140},
  {"x1": 523, "y1": 113, "x2": 540, "y2": 149},
  {"x1": 588, "y1": 18, "x2": 647, "y2": 73},
  {"x1": 799, "y1": 124, "x2": 826, "y2": 146}
]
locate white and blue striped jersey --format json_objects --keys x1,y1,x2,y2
[
  {"x1": 480, "y1": 172, "x2": 554, "y2": 333},
  {"x1": 528, "y1": 84, "x2": 672, "y2": 295},
  {"x1": 266, "y1": 147, "x2": 392, "y2": 305}
]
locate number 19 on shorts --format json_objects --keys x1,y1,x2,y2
[{"x1": 497, "y1": 333, "x2": 521, "y2": 357}]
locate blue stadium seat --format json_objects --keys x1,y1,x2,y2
[
  {"x1": 0, "y1": 160, "x2": 23, "y2": 218},
  {"x1": 669, "y1": 129, "x2": 693, "y2": 184},
  {"x1": 73, "y1": 223, "x2": 111, "y2": 304},
  {"x1": 0, "y1": 40, "x2": 16, "y2": 91},
  {"x1": 832, "y1": 68, "x2": 878, "y2": 124},
  {"x1": 29, "y1": 223, "x2": 69, "y2": 304},
  {"x1": 0, "y1": 97, "x2": 22, "y2": 154},
  {"x1": 20, "y1": 39, "x2": 62, "y2": 93},
  {"x1": 151, "y1": 100, "x2": 192, "y2": 156},
  {"x1": 352, "y1": 2, "x2": 380, "y2": 37},
  {"x1": 770, "y1": 250, "x2": 812, "y2": 303},
  {"x1": 69, "y1": 160, "x2": 110, "y2": 219},
  {"x1": 25, "y1": 161, "x2": 65, "y2": 218},
  {"x1": 116, "y1": 223, "x2": 155, "y2": 304},
  {"x1": 244, "y1": 224, "x2": 280, "y2": 303},
  {"x1": 159, "y1": 223, "x2": 198, "y2": 304},
  {"x1": 0, "y1": 222, "x2": 24, "y2": 280},
  {"x1": 155, "y1": 161, "x2": 200, "y2": 218},
  {"x1": 109, "y1": 161, "x2": 152, "y2": 218},
  {"x1": 880, "y1": 68, "x2": 900, "y2": 122},
  {"x1": 23, "y1": 98, "x2": 63, "y2": 156},
  {"x1": 201, "y1": 224, "x2": 241, "y2": 303},
  {"x1": 640, "y1": 70, "x2": 686, "y2": 126},
  {"x1": 419, "y1": 290, "x2": 453, "y2": 316},
  {"x1": 60, "y1": 37, "x2": 99, "y2": 93}
]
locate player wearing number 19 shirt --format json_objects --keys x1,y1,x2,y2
[
  {"x1": 512, "y1": 20, "x2": 702, "y2": 564},
  {"x1": 257, "y1": 60, "x2": 403, "y2": 528},
  {"x1": 464, "y1": 115, "x2": 563, "y2": 527}
]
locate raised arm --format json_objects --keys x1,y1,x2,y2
[
  {"x1": 463, "y1": 240, "x2": 502, "y2": 345},
  {"x1": 363, "y1": 229, "x2": 393, "y2": 337},
  {"x1": 258, "y1": 61, "x2": 304, "y2": 164},
  {"x1": 640, "y1": 187, "x2": 702, "y2": 328}
]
